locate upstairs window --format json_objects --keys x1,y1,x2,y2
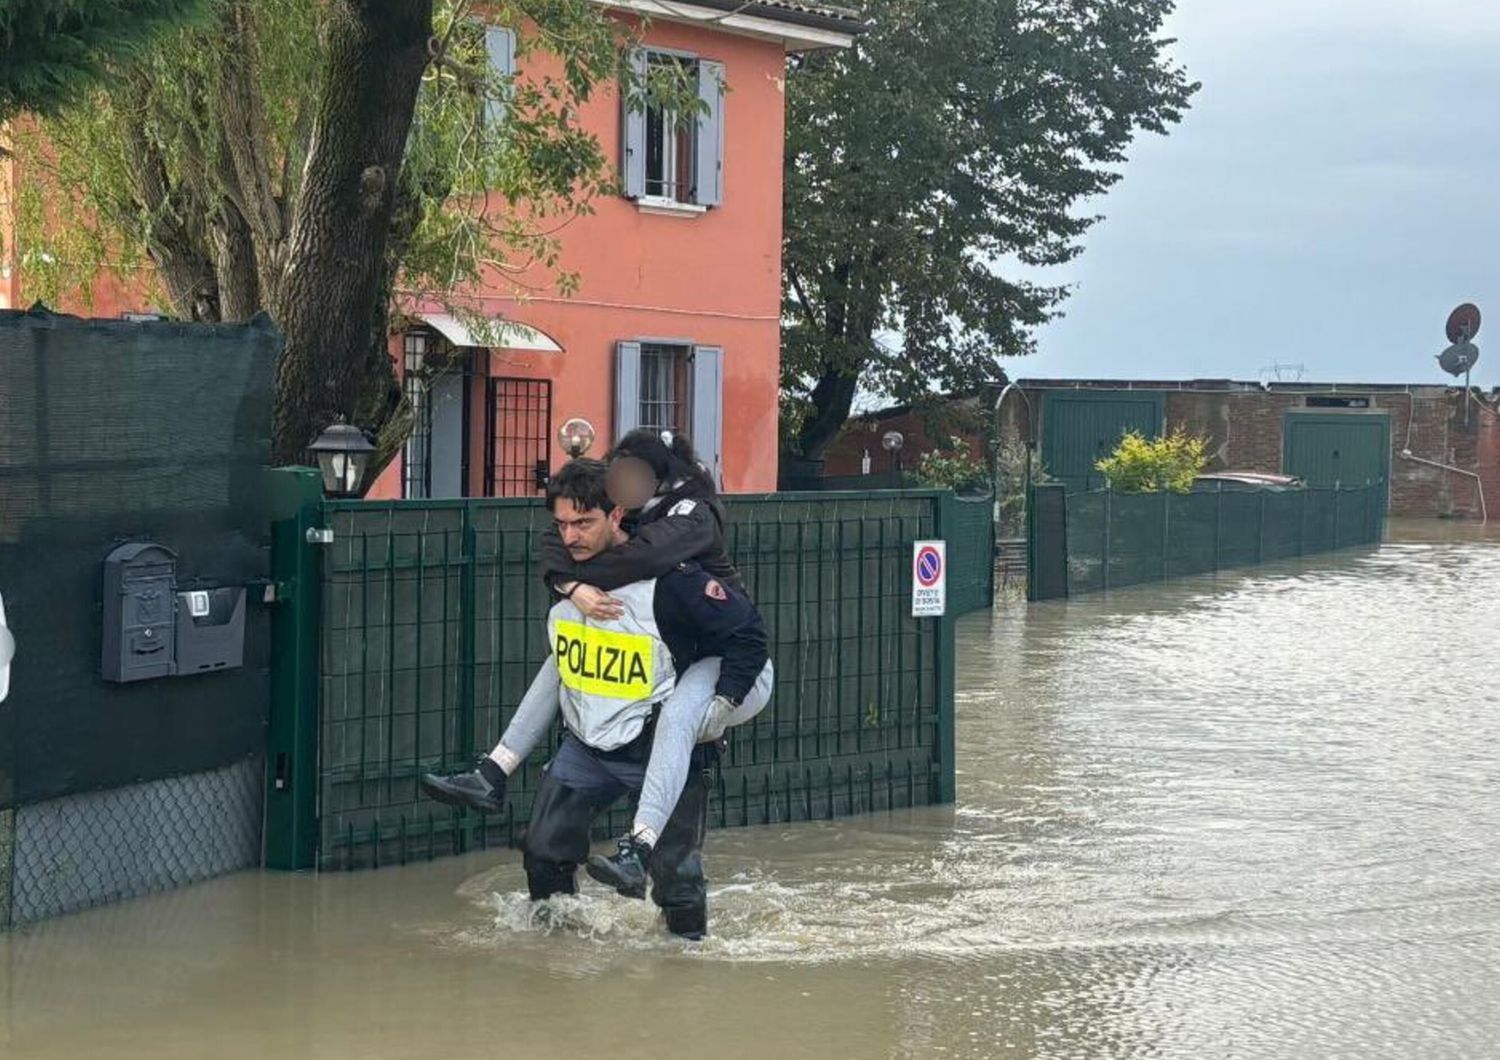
[
  {"x1": 621, "y1": 50, "x2": 725, "y2": 209},
  {"x1": 645, "y1": 55, "x2": 697, "y2": 204}
]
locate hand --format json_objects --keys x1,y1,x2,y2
[{"x1": 571, "y1": 583, "x2": 625, "y2": 621}]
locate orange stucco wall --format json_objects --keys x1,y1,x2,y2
[{"x1": 368, "y1": 16, "x2": 787, "y2": 500}]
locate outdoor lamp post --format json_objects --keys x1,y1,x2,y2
[
  {"x1": 308, "y1": 420, "x2": 376, "y2": 499},
  {"x1": 559, "y1": 417, "x2": 597, "y2": 458},
  {"x1": 881, "y1": 430, "x2": 905, "y2": 486}
]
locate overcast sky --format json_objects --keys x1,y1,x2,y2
[{"x1": 1010, "y1": 0, "x2": 1500, "y2": 387}]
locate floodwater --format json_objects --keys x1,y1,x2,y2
[{"x1": 4, "y1": 521, "x2": 1499, "y2": 1059}]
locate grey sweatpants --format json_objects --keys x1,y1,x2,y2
[
  {"x1": 635, "y1": 658, "x2": 775, "y2": 838},
  {"x1": 493, "y1": 656, "x2": 775, "y2": 839}
]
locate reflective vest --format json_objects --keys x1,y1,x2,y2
[{"x1": 547, "y1": 579, "x2": 677, "y2": 751}]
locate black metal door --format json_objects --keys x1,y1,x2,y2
[{"x1": 486, "y1": 377, "x2": 552, "y2": 496}]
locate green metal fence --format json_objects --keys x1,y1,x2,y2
[
  {"x1": 1032, "y1": 482, "x2": 1385, "y2": 600},
  {"x1": 266, "y1": 482, "x2": 959, "y2": 871}
]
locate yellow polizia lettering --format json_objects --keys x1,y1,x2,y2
[{"x1": 553, "y1": 619, "x2": 654, "y2": 699}]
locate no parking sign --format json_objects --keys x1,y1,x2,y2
[{"x1": 912, "y1": 540, "x2": 946, "y2": 617}]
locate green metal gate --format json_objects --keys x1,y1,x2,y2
[
  {"x1": 266, "y1": 480, "x2": 959, "y2": 871},
  {"x1": 1041, "y1": 390, "x2": 1166, "y2": 492}
]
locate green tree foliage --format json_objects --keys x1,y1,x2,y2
[
  {"x1": 0, "y1": 0, "x2": 208, "y2": 119},
  {"x1": 13, "y1": 0, "x2": 659, "y2": 466},
  {"x1": 781, "y1": 0, "x2": 1198, "y2": 460},
  {"x1": 1094, "y1": 429, "x2": 1207, "y2": 493}
]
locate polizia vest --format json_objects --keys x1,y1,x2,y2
[{"x1": 546, "y1": 579, "x2": 677, "y2": 751}]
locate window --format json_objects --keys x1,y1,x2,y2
[
  {"x1": 615, "y1": 341, "x2": 725, "y2": 487},
  {"x1": 621, "y1": 50, "x2": 724, "y2": 208},
  {"x1": 639, "y1": 343, "x2": 691, "y2": 435},
  {"x1": 645, "y1": 55, "x2": 696, "y2": 204},
  {"x1": 402, "y1": 330, "x2": 433, "y2": 499}
]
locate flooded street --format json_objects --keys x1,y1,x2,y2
[{"x1": 4, "y1": 521, "x2": 1499, "y2": 1059}]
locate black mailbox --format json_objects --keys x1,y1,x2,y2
[{"x1": 102, "y1": 542, "x2": 178, "y2": 683}]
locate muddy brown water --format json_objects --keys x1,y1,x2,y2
[{"x1": 3, "y1": 520, "x2": 1498, "y2": 1059}]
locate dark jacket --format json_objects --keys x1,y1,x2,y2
[
  {"x1": 651, "y1": 563, "x2": 767, "y2": 703},
  {"x1": 539, "y1": 481, "x2": 743, "y2": 593}
]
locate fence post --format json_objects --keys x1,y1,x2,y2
[
  {"x1": 1102, "y1": 486, "x2": 1113, "y2": 592},
  {"x1": 1214, "y1": 484, "x2": 1223, "y2": 571},
  {"x1": 932, "y1": 491, "x2": 957, "y2": 804},
  {"x1": 264, "y1": 468, "x2": 324, "y2": 871},
  {"x1": 1298, "y1": 487, "x2": 1306, "y2": 557},
  {"x1": 1257, "y1": 489, "x2": 1267, "y2": 564},
  {"x1": 456, "y1": 508, "x2": 478, "y2": 853},
  {"x1": 1161, "y1": 492, "x2": 1171, "y2": 581}
]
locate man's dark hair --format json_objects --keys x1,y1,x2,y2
[{"x1": 546, "y1": 458, "x2": 612, "y2": 513}]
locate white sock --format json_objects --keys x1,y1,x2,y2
[
  {"x1": 631, "y1": 824, "x2": 658, "y2": 849},
  {"x1": 489, "y1": 745, "x2": 521, "y2": 776}
]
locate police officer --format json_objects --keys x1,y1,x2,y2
[{"x1": 422, "y1": 458, "x2": 771, "y2": 939}]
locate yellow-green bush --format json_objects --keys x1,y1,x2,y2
[{"x1": 1094, "y1": 429, "x2": 1208, "y2": 493}]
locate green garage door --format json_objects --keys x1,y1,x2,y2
[
  {"x1": 1042, "y1": 390, "x2": 1165, "y2": 492},
  {"x1": 1283, "y1": 413, "x2": 1391, "y2": 489}
]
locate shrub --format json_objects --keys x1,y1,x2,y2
[
  {"x1": 1094, "y1": 429, "x2": 1208, "y2": 493},
  {"x1": 915, "y1": 437, "x2": 989, "y2": 492}
]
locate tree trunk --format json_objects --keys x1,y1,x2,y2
[
  {"x1": 796, "y1": 364, "x2": 860, "y2": 461},
  {"x1": 119, "y1": 103, "x2": 221, "y2": 321},
  {"x1": 791, "y1": 263, "x2": 865, "y2": 461},
  {"x1": 209, "y1": 200, "x2": 259, "y2": 321},
  {"x1": 271, "y1": 0, "x2": 433, "y2": 463}
]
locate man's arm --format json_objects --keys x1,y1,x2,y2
[
  {"x1": 551, "y1": 501, "x2": 723, "y2": 592},
  {"x1": 538, "y1": 525, "x2": 575, "y2": 592},
  {"x1": 657, "y1": 571, "x2": 768, "y2": 703}
]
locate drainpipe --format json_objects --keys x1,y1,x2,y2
[{"x1": 1399, "y1": 448, "x2": 1487, "y2": 525}]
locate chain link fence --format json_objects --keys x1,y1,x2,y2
[{"x1": 2, "y1": 758, "x2": 262, "y2": 928}]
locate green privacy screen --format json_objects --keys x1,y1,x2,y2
[
  {"x1": 302, "y1": 491, "x2": 959, "y2": 870},
  {"x1": 1031, "y1": 482, "x2": 1385, "y2": 600},
  {"x1": 0, "y1": 308, "x2": 276, "y2": 809}
]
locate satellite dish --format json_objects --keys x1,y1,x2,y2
[
  {"x1": 1438, "y1": 340, "x2": 1479, "y2": 377},
  {"x1": 1446, "y1": 303, "x2": 1481, "y2": 344},
  {"x1": 1438, "y1": 303, "x2": 1483, "y2": 425}
]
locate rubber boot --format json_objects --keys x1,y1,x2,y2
[{"x1": 522, "y1": 770, "x2": 604, "y2": 900}]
